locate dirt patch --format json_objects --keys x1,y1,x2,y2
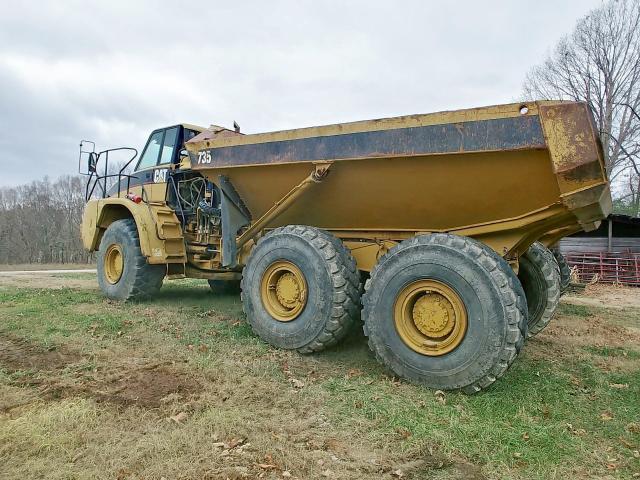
[
  {"x1": 0, "y1": 335, "x2": 78, "y2": 372},
  {"x1": 563, "y1": 283, "x2": 640, "y2": 310},
  {"x1": 528, "y1": 303, "x2": 640, "y2": 372},
  {"x1": 0, "y1": 334, "x2": 200, "y2": 409},
  {"x1": 386, "y1": 452, "x2": 486, "y2": 480},
  {"x1": 90, "y1": 367, "x2": 201, "y2": 408},
  {"x1": 541, "y1": 314, "x2": 638, "y2": 348},
  {"x1": 15, "y1": 363, "x2": 201, "y2": 410}
]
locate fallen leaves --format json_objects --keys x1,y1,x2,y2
[
  {"x1": 434, "y1": 390, "x2": 446, "y2": 405},
  {"x1": 212, "y1": 437, "x2": 248, "y2": 452},
  {"x1": 618, "y1": 436, "x2": 635, "y2": 449},
  {"x1": 290, "y1": 378, "x2": 305, "y2": 389},
  {"x1": 169, "y1": 411, "x2": 188, "y2": 423},
  {"x1": 345, "y1": 368, "x2": 362, "y2": 380},
  {"x1": 626, "y1": 422, "x2": 640, "y2": 434},
  {"x1": 566, "y1": 423, "x2": 587, "y2": 436},
  {"x1": 600, "y1": 411, "x2": 614, "y2": 421},
  {"x1": 609, "y1": 383, "x2": 629, "y2": 389}
]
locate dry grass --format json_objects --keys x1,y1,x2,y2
[
  {"x1": 0, "y1": 263, "x2": 95, "y2": 271},
  {"x1": 0, "y1": 277, "x2": 639, "y2": 479}
]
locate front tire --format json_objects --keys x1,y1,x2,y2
[
  {"x1": 241, "y1": 225, "x2": 360, "y2": 353},
  {"x1": 96, "y1": 219, "x2": 165, "y2": 301},
  {"x1": 362, "y1": 233, "x2": 524, "y2": 394}
]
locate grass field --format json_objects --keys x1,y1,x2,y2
[{"x1": 0, "y1": 275, "x2": 639, "y2": 479}]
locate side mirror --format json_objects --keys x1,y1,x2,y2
[
  {"x1": 88, "y1": 152, "x2": 98, "y2": 173},
  {"x1": 78, "y1": 139, "x2": 96, "y2": 175}
]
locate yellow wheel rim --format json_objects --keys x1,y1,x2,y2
[
  {"x1": 260, "y1": 260, "x2": 307, "y2": 321},
  {"x1": 104, "y1": 244, "x2": 124, "y2": 284},
  {"x1": 394, "y1": 279, "x2": 467, "y2": 356}
]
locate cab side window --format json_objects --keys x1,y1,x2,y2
[
  {"x1": 135, "y1": 126, "x2": 181, "y2": 171},
  {"x1": 159, "y1": 127, "x2": 179, "y2": 165},
  {"x1": 136, "y1": 131, "x2": 163, "y2": 171}
]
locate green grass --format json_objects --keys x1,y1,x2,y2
[
  {"x1": 584, "y1": 345, "x2": 640, "y2": 359},
  {"x1": 1, "y1": 280, "x2": 639, "y2": 479},
  {"x1": 556, "y1": 303, "x2": 593, "y2": 317}
]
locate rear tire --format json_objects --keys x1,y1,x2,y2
[
  {"x1": 552, "y1": 248, "x2": 571, "y2": 295},
  {"x1": 362, "y1": 233, "x2": 524, "y2": 394},
  {"x1": 208, "y1": 279, "x2": 241, "y2": 294},
  {"x1": 97, "y1": 219, "x2": 165, "y2": 301},
  {"x1": 241, "y1": 225, "x2": 360, "y2": 353},
  {"x1": 518, "y1": 242, "x2": 561, "y2": 337}
]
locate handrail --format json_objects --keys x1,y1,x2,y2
[
  {"x1": 81, "y1": 146, "x2": 139, "y2": 201},
  {"x1": 86, "y1": 173, "x2": 140, "y2": 202}
]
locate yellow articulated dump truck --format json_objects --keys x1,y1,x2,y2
[{"x1": 79, "y1": 101, "x2": 611, "y2": 393}]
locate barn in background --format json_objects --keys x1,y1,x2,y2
[{"x1": 558, "y1": 214, "x2": 640, "y2": 286}]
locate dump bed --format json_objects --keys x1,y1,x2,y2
[{"x1": 185, "y1": 101, "x2": 612, "y2": 259}]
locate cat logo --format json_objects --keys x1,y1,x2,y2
[{"x1": 153, "y1": 168, "x2": 168, "y2": 183}]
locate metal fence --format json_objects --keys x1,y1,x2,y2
[{"x1": 564, "y1": 251, "x2": 640, "y2": 286}]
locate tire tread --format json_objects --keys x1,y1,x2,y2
[
  {"x1": 240, "y1": 225, "x2": 360, "y2": 353},
  {"x1": 362, "y1": 233, "x2": 524, "y2": 394}
]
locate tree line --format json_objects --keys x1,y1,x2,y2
[{"x1": 0, "y1": 175, "x2": 93, "y2": 265}]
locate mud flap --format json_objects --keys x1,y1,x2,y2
[{"x1": 218, "y1": 175, "x2": 251, "y2": 268}]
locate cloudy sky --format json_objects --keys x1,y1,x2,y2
[{"x1": 0, "y1": 0, "x2": 602, "y2": 186}]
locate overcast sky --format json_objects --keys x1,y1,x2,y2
[{"x1": 0, "y1": 0, "x2": 603, "y2": 186}]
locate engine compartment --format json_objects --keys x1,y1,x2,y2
[{"x1": 170, "y1": 175, "x2": 223, "y2": 269}]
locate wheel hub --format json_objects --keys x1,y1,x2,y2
[
  {"x1": 394, "y1": 279, "x2": 467, "y2": 356},
  {"x1": 276, "y1": 272, "x2": 302, "y2": 307},
  {"x1": 104, "y1": 244, "x2": 124, "y2": 284},
  {"x1": 261, "y1": 261, "x2": 307, "y2": 321},
  {"x1": 412, "y1": 292, "x2": 456, "y2": 338}
]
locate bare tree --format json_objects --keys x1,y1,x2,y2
[
  {"x1": 613, "y1": 169, "x2": 640, "y2": 215},
  {"x1": 0, "y1": 176, "x2": 94, "y2": 265},
  {"x1": 523, "y1": 0, "x2": 640, "y2": 187}
]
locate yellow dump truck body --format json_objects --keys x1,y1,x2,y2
[
  {"x1": 186, "y1": 101, "x2": 611, "y2": 268},
  {"x1": 80, "y1": 101, "x2": 612, "y2": 393}
]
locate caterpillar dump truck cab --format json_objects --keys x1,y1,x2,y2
[{"x1": 80, "y1": 101, "x2": 612, "y2": 394}]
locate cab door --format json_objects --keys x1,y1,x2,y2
[{"x1": 132, "y1": 126, "x2": 180, "y2": 202}]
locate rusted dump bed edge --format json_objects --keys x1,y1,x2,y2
[
  {"x1": 189, "y1": 115, "x2": 546, "y2": 169},
  {"x1": 186, "y1": 101, "x2": 562, "y2": 168}
]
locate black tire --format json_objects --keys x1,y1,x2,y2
[
  {"x1": 362, "y1": 233, "x2": 524, "y2": 394},
  {"x1": 240, "y1": 225, "x2": 360, "y2": 353},
  {"x1": 96, "y1": 219, "x2": 165, "y2": 301},
  {"x1": 501, "y1": 257, "x2": 529, "y2": 353},
  {"x1": 551, "y1": 248, "x2": 571, "y2": 295},
  {"x1": 208, "y1": 279, "x2": 241, "y2": 294},
  {"x1": 517, "y1": 242, "x2": 561, "y2": 337},
  {"x1": 323, "y1": 233, "x2": 362, "y2": 322}
]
